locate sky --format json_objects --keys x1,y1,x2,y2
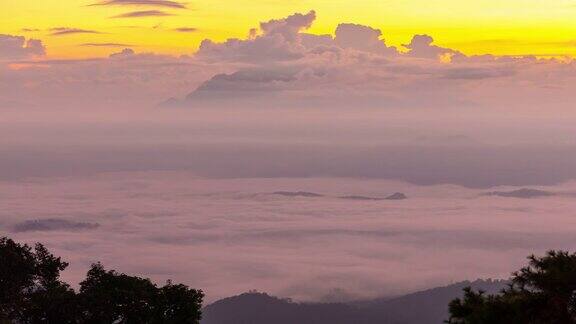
[
  {"x1": 2, "y1": 0, "x2": 576, "y2": 304},
  {"x1": 3, "y1": 0, "x2": 576, "y2": 58}
]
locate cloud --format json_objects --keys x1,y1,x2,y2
[
  {"x1": 12, "y1": 218, "x2": 100, "y2": 232},
  {"x1": 5, "y1": 11, "x2": 575, "y2": 113},
  {"x1": 196, "y1": 11, "x2": 316, "y2": 63},
  {"x1": 90, "y1": 0, "x2": 187, "y2": 9},
  {"x1": 4, "y1": 11, "x2": 576, "y2": 132},
  {"x1": 109, "y1": 47, "x2": 136, "y2": 57},
  {"x1": 2, "y1": 172, "x2": 576, "y2": 302},
  {"x1": 174, "y1": 27, "x2": 197, "y2": 33},
  {"x1": 181, "y1": 11, "x2": 576, "y2": 109},
  {"x1": 195, "y1": 11, "x2": 448, "y2": 67},
  {"x1": 0, "y1": 47, "x2": 226, "y2": 108},
  {"x1": 482, "y1": 188, "x2": 556, "y2": 199},
  {"x1": 81, "y1": 42, "x2": 134, "y2": 47},
  {"x1": 404, "y1": 34, "x2": 463, "y2": 60},
  {"x1": 440, "y1": 66, "x2": 515, "y2": 80},
  {"x1": 334, "y1": 23, "x2": 397, "y2": 55},
  {"x1": 0, "y1": 34, "x2": 45, "y2": 60},
  {"x1": 50, "y1": 27, "x2": 102, "y2": 36},
  {"x1": 111, "y1": 10, "x2": 174, "y2": 18},
  {"x1": 259, "y1": 10, "x2": 316, "y2": 42},
  {"x1": 272, "y1": 191, "x2": 324, "y2": 198}
]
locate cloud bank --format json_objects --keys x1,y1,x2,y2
[
  {"x1": 0, "y1": 34, "x2": 45, "y2": 60},
  {"x1": 182, "y1": 11, "x2": 576, "y2": 109},
  {"x1": 2, "y1": 11, "x2": 576, "y2": 188},
  {"x1": 2, "y1": 172, "x2": 576, "y2": 302},
  {"x1": 2, "y1": 11, "x2": 576, "y2": 110}
]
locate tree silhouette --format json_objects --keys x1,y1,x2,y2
[
  {"x1": 0, "y1": 237, "x2": 203, "y2": 324},
  {"x1": 448, "y1": 250, "x2": 576, "y2": 324},
  {"x1": 154, "y1": 281, "x2": 204, "y2": 323},
  {"x1": 79, "y1": 263, "x2": 204, "y2": 323},
  {"x1": 0, "y1": 237, "x2": 78, "y2": 323}
]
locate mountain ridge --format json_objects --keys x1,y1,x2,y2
[{"x1": 202, "y1": 279, "x2": 508, "y2": 324}]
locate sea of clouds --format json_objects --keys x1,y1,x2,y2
[{"x1": 2, "y1": 172, "x2": 576, "y2": 302}]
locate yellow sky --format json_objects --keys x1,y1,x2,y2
[{"x1": 2, "y1": 0, "x2": 576, "y2": 59}]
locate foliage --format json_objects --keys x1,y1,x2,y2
[
  {"x1": 0, "y1": 237, "x2": 203, "y2": 324},
  {"x1": 448, "y1": 251, "x2": 576, "y2": 324}
]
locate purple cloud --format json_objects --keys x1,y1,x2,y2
[
  {"x1": 335, "y1": 23, "x2": 397, "y2": 55},
  {"x1": 81, "y1": 42, "x2": 134, "y2": 47},
  {"x1": 196, "y1": 11, "x2": 316, "y2": 63},
  {"x1": 0, "y1": 34, "x2": 45, "y2": 59},
  {"x1": 174, "y1": 27, "x2": 197, "y2": 33},
  {"x1": 91, "y1": 0, "x2": 187, "y2": 9},
  {"x1": 111, "y1": 10, "x2": 174, "y2": 18},
  {"x1": 50, "y1": 27, "x2": 102, "y2": 36},
  {"x1": 12, "y1": 218, "x2": 100, "y2": 232},
  {"x1": 404, "y1": 34, "x2": 463, "y2": 60},
  {"x1": 109, "y1": 48, "x2": 135, "y2": 57}
]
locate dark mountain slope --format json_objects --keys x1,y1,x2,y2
[
  {"x1": 202, "y1": 279, "x2": 507, "y2": 324},
  {"x1": 202, "y1": 292, "x2": 374, "y2": 324},
  {"x1": 356, "y1": 279, "x2": 507, "y2": 324}
]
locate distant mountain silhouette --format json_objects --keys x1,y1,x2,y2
[
  {"x1": 352, "y1": 279, "x2": 506, "y2": 324},
  {"x1": 482, "y1": 188, "x2": 555, "y2": 198},
  {"x1": 272, "y1": 191, "x2": 324, "y2": 198},
  {"x1": 385, "y1": 192, "x2": 408, "y2": 200},
  {"x1": 270, "y1": 192, "x2": 408, "y2": 200},
  {"x1": 339, "y1": 193, "x2": 408, "y2": 201},
  {"x1": 202, "y1": 279, "x2": 507, "y2": 324},
  {"x1": 203, "y1": 293, "x2": 368, "y2": 324},
  {"x1": 339, "y1": 195, "x2": 385, "y2": 201}
]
